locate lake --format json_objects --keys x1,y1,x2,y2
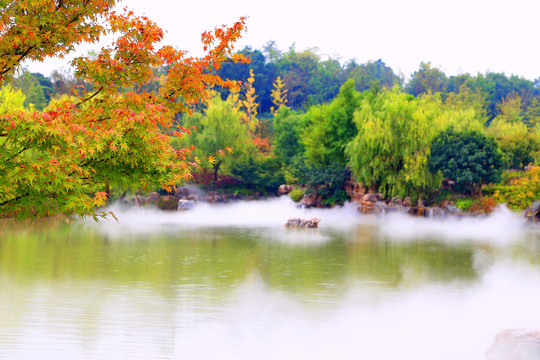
[{"x1": 1, "y1": 197, "x2": 539, "y2": 359}]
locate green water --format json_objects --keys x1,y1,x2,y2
[{"x1": 1, "y1": 202, "x2": 539, "y2": 359}]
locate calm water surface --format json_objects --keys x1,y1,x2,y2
[{"x1": 1, "y1": 198, "x2": 539, "y2": 359}]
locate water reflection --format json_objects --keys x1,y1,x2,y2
[{"x1": 0, "y1": 201, "x2": 539, "y2": 359}]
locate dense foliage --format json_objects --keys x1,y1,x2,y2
[
  {"x1": 0, "y1": 1, "x2": 248, "y2": 218},
  {"x1": 429, "y1": 129, "x2": 505, "y2": 196},
  {"x1": 2, "y1": 3, "x2": 540, "y2": 213},
  {"x1": 484, "y1": 167, "x2": 540, "y2": 210},
  {"x1": 303, "y1": 164, "x2": 349, "y2": 206},
  {"x1": 345, "y1": 88, "x2": 442, "y2": 200}
]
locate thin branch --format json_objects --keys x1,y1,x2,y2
[
  {"x1": 0, "y1": 193, "x2": 27, "y2": 208},
  {"x1": 75, "y1": 86, "x2": 104, "y2": 107},
  {"x1": 4, "y1": 143, "x2": 31, "y2": 162},
  {"x1": 0, "y1": 134, "x2": 11, "y2": 151}
]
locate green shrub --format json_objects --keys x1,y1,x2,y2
[
  {"x1": 429, "y1": 128, "x2": 504, "y2": 196},
  {"x1": 289, "y1": 189, "x2": 305, "y2": 203},
  {"x1": 230, "y1": 154, "x2": 284, "y2": 194},
  {"x1": 304, "y1": 163, "x2": 349, "y2": 206},
  {"x1": 455, "y1": 198, "x2": 473, "y2": 211},
  {"x1": 428, "y1": 188, "x2": 454, "y2": 205},
  {"x1": 321, "y1": 190, "x2": 348, "y2": 206}
]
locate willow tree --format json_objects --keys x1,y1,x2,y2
[
  {"x1": 345, "y1": 87, "x2": 441, "y2": 200},
  {"x1": 0, "y1": 1, "x2": 248, "y2": 218},
  {"x1": 182, "y1": 93, "x2": 249, "y2": 183},
  {"x1": 422, "y1": 91, "x2": 486, "y2": 133}
]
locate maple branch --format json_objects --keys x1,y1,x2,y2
[
  {"x1": 75, "y1": 86, "x2": 104, "y2": 107},
  {"x1": 0, "y1": 45, "x2": 35, "y2": 78},
  {"x1": 4, "y1": 143, "x2": 32, "y2": 162},
  {"x1": 1, "y1": 2, "x2": 92, "y2": 78},
  {"x1": 0, "y1": 135, "x2": 11, "y2": 152},
  {"x1": 0, "y1": 193, "x2": 28, "y2": 208},
  {"x1": 164, "y1": 67, "x2": 190, "y2": 100}
]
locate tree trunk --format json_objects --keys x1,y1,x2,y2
[{"x1": 213, "y1": 160, "x2": 222, "y2": 184}]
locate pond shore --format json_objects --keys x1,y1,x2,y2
[{"x1": 116, "y1": 184, "x2": 540, "y2": 224}]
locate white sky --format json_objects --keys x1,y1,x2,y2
[{"x1": 25, "y1": 0, "x2": 540, "y2": 81}]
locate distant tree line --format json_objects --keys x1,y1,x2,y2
[{"x1": 4, "y1": 41, "x2": 540, "y2": 210}]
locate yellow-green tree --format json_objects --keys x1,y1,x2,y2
[
  {"x1": 488, "y1": 95, "x2": 538, "y2": 168},
  {"x1": 443, "y1": 84, "x2": 489, "y2": 128},
  {"x1": 0, "y1": 84, "x2": 27, "y2": 113},
  {"x1": 241, "y1": 69, "x2": 259, "y2": 135},
  {"x1": 181, "y1": 92, "x2": 249, "y2": 183},
  {"x1": 270, "y1": 76, "x2": 288, "y2": 115},
  {"x1": 420, "y1": 92, "x2": 485, "y2": 133},
  {"x1": 345, "y1": 87, "x2": 441, "y2": 199}
]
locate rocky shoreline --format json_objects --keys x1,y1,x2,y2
[
  {"x1": 116, "y1": 186, "x2": 272, "y2": 211},
  {"x1": 116, "y1": 184, "x2": 540, "y2": 223}
]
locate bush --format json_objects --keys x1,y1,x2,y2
[
  {"x1": 304, "y1": 163, "x2": 349, "y2": 206},
  {"x1": 455, "y1": 198, "x2": 473, "y2": 211},
  {"x1": 321, "y1": 190, "x2": 349, "y2": 206},
  {"x1": 429, "y1": 128, "x2": 505, "y2": 196},
  {"x1": 230, "y1": 154, "x2": 284, "y2": 194},
  {"x1": 470, "y1": 197, "x2": 497, "y2": 214},
  {"x1": 189, "y1": 168, "x2": 242, "y2": 189},
  {"x1": 487, "y1": 166, "x2": 540, "y2": 210},
  {"x1": 289, "y1": 189, "x2": 305, "y2": 203}
]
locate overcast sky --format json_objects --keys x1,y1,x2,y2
[{"x1": 26, "y1": 0, "x2": 540, "y2": 81}]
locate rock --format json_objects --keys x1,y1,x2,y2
[
  {"x1": 524, "y1": 201, "x2": 540, "y2": 223},
  {"x1": 357, "y1": 194, "x2": 388, "y2": 214},
  {"x1": 229, "y1": 193, "x2": 246, "y2": 201},
  {"x1": 174, "y1": 187, "x2": 189, "y2": 198},
  {"x1": 429, "y1": 206, "x2": 446, "y2": 217},
  {"x1": 361, "y1": 194, "x2": 379, "y2": 203},
  {"x1": 408, "y1": 206, "x2": 426, "y2": 217},
  {"x1": 301, "y1": 194, "x2": 320, "y2": 207},
  {"x1": 344, "y1": 180, "x2": 366, "y2": 203},
  {"x1": 285, "y1": 217, "x2": 321, "y2": 228},
  {"x1": 205, "y1": 191, "x2": 226, "y2": 203},
  {"x1": 486, "y1": 329, "x2": 540, "y2": 360},
  {"x1": 147, "y1": 192, "x2": 160, "y2": 199},
  {"x1": 176, "y1": 186, "x2": 205, "y2": 201},
  {"x1": 277, "y1": 184, "x2": 294, "y2": 195},
  {"x1": 178, "y1": 199, "x2": 195, "y2": 211}
]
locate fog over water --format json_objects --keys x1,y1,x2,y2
[
  {"x1": 2, "y1": 197, "x2": 539, "y2": 360},
  {"x1": 93, "y1": 196, "x2": 531, "y2": 244}
]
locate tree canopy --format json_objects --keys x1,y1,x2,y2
[
  {"x1": 0, "y1": 1, "x2": 248, "y2": 218},
  {"x1": 429, "y1": 128, "x2": 505, "y2": 196},
  {"x1": 178, "y1": 92, "x2": 248, "y2": 183},
  {"x1": 345, "y1": 88, "x2": 442, "y2": 199}
]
